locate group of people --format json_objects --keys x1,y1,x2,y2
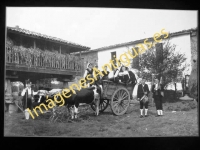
[
  {"x1": 83, "y1": 62, "x2": 164, "y2": 118},
  {"x1": 83, "y1": 62, "x2": 137, "y2": 87},
  {"x1": 136, "y1": 77, "x2": 164, "y2": 118},
  {"x1": 18, "y1": 62, "x2": 164, "y2": 120}
]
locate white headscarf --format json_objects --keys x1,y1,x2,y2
[
  {"x1": 84, "y1": 63, "x2": 92, "y2": 79},
  {"x1": 86, "y1": 63, "x2": 92, "y2": 69},
  {"x1": 137, "y1": 78, "x2": 142, "y2": 84}
]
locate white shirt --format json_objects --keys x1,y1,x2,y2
[
  {"x1": 114, "y1": 69, "x2": 119, "y2": 78},
  {"x1": 155, "y1": 84, "x2": 158, "y2": 90},
  {"x1": 118, "y1": 71, "x2": 130, "y2": 78},
  {"x1": 21, "y1": 88, "x2": 38, "y2": 96}
]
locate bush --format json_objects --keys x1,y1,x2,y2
[
  {"x1": 166, "y1": 105, "x2": 174, "y2": 111},
  {"x1": 163, "y1": 90, "x2": 177, "y2": 102},
  {"x1": 165, "y1": 101, "x2": 197, "y2": 111},
  {"x1": 188, "y1": 101, "x2": 197, "y2": 109}
]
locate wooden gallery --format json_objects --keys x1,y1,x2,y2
[{"x1": 5, "y1": 26, "x2": 90, "y2": 112}]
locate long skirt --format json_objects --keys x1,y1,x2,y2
[{"x1": 132, "y1": 84, "x2": 139, "y2": 100}]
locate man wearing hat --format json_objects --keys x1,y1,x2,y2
[
  {"x1": 20, "y1": 79, "x2": 38, "y2": 119},
  {"x1": 137, "y1": 77, "x2": 150, "y2": 118}
]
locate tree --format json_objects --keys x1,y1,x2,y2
[{"x1": 139, "y1": 38, "x2": 189, "y2": 87}]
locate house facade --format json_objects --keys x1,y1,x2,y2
[{"x1": 77, "y1": 28, "x2": 197, "y2": 80}]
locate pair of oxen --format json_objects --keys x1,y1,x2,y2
[{"x1": 35, "y1": 84, "x2": 101, "y2": 119}]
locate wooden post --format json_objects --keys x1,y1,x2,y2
[
  {"x1": 20, "y1": 35, "x2": 22, "y2": 47},
  {"x1": 79, "y1": 51, "x2": 82, "y2": 71},
  {"x1": 79, "y1": 51, "x2": 81, "y2": 57},
  {"x1": 63, "y1": 81, "x2": 69, "y2": 89},
  {"x1": 33, "y1": 40, "x2": 36, "y2": 49}
]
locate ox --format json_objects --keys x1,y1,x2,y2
[
  {"x1": 69, "y1": 85, "x2": 100, "y2": 119},
  {"x1": 38, "y1": 85, "x2": 100, "y2": 119},
  {"x1": 32, "y1": 90, "x2": 49, "y2": 108}
]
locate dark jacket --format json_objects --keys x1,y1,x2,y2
[
  {"x1": 137, "y1": 84, "x2": 150, "y2": 99},
  {"x1": 85, "y1": 68, "x2": 93, "y2": 78},
  {"x1": 152, "y1": 84, "x2": 164, "y2": 98},
  {"x1": 128, "y1": 71, "x2": 137, "y2": 84},
  {"x1": 119, "y1": 73, "x2": 130, "y2": 83},
  {"x1": 101, "y1": 70, "x2": 110, "y2": 80}
]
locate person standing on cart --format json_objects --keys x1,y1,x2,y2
[
  {"x1": 83, "y1": 63, "x2": 94, "y2": 87},
  {"x1": 137, "y1": 77, "x2": 150, "y2": 118}
]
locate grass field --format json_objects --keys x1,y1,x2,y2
[{"x1": 4, "y1": 100, "x2": 198, "y2": 137}]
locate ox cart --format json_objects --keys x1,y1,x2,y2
[
  {"x1": 48, "y1": 80, "x2": 135, "y2": 123},
  {"x1": 91, "y1": 80, "x2": 135, "y2": 116}
]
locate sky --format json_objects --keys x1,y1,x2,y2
[{"x1": 6, "y1": 7, "x2": 198, "y2": 50}]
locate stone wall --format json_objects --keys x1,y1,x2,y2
[
  {"x1": 79, "y1": 51, "x2": 98, "y2": 76},
  {"x1": 188, "y1": 29, "x2": 198, "y2": 100},
  {"x1": 74, "y1": 51, "x2": 98, "y2": 82}
]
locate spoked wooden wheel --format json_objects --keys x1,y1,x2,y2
[
  {"x1": 110, "y1": 87, "x2": 130, "y2": 115},
  {"x1": 91, "y1": 99, "x2": 109, "y2": 113}
]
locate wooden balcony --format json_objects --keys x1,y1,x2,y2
[{"x1": 6, "y1": 45, "x2": 83, "y2": 76}]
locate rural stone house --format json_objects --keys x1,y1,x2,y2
[{"x1": 5, "y1": 25, "x2": 90, "y2": 112}]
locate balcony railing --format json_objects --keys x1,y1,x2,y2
[{"x1": 6, "y1": 45, "x2": 82, "y2": 72}]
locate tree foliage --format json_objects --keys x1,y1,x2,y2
[{"x1": 139, "y1": 39, "x2": 188, "y2": 86}]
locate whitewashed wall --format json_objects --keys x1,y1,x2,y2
[
  {"x1": 98, "y1": 46, "x2": 130, "y2": 71},
  {"x1": 165, "y1": 34, "x2": 191, "y2": 75},
  {"x1": 97, "y1": 33, "x2": 192, "y2": 74},
  {"x1": 97, "y1": 43, "x2": 143, "y2": 71}
]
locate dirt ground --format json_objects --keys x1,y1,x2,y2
[{"x1": 4, "y1": 100, "x2": 199, "y2": 137}]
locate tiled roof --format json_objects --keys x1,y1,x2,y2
[
  {"x1": 7, "y1": 26, "x2": 90, "y2": 50},
  {"x1": 76, "y1": 27, "x2": 197, "y2": 54}
]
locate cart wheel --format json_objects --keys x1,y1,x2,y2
[
  {"x1": 91, "y1": 99, "x2": 109, "y2": 113},
  {"x1": 110, "y1": 87, "x2": 130, "y2": 115}
]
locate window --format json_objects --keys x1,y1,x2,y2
[{"x1": 111, "y1": 51, "x2": 116, "y2": 70}]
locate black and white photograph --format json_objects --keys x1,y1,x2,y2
[{"x1": 4, "y1": 7, "x2": 198, "y2": 137}]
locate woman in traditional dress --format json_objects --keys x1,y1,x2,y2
[
  {"x1": 132, "y1": 78, "x2": 142, "y2": 100},
  {"x1": 83, "y1": 63, "x2": 93, "y2": 87}
]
